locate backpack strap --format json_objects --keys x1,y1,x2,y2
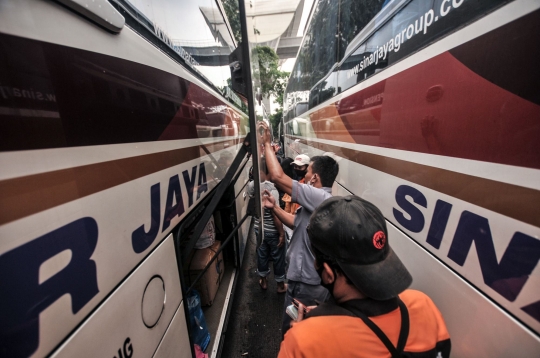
[{"x1": 346, "y1": 298, "x2": 410, "y2": 358}]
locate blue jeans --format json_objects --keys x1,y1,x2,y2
[{"x1": 256, "y1": 230, "x2": 286, "y2": 282}]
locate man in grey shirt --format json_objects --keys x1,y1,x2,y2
[{"x1": 257, "y1": 122, "x2": 340, "y2": 337}]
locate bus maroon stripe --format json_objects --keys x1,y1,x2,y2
[{"x1": 0, "y1": 139, "x2": 235, "y2": 225}]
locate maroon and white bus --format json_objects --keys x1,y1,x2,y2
[
  {"x1": 283, "y1": 0, "x2": 540, "y2": 355},
  {"x1": 0, "y1": 0, "x2": 254, "y2": 357}
]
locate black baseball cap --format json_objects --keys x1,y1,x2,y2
[{"x1": 307, "y1": 195, "x2": 412, "y2": 300}]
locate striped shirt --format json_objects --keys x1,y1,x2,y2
[{"x1": 247, "y1": 180, "x2": 280, "y2": 233}]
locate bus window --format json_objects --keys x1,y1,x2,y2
[
  {"x1": 287, "y1": 0, "x2": 339, "y2": 110},
  {"x1": 337, "y1": 0, "x2": 508, "y2": 92},
  {"x1": 337, "y1": 0, "x2": 387, "y2": 62},
  {"x1": 295, "y1": 102, "x2": 309, "y2": 117}
]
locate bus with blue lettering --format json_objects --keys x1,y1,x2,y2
[
  {"x1": 0, "y1": 0, "x2": 256, "y2": 357},
  {"x1": 283, "y1": 0, "x2": 540, "y2": 355}
]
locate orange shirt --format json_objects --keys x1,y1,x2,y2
[
  {"x1": 282, "y1": 178, "x2": 304, "y2": 214},
  {"x1": 278, "y1": 290, "x2": 450, "y2": 358}
]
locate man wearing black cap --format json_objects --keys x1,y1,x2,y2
[{"x1": 278, "y1": 195, "x2": 451, "y2": 358}]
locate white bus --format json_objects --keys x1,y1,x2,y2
[
  {"x1": 283, "y1": 0, "x2": 540, "y2": 355},
  {"x1": 0, "y1": 0, "x2": 256, "y2": 357}
]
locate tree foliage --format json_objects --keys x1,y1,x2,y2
[
  {"x1": 254, "y1": 46, "x2": 289, "y2": 107},
  {"x1": 222, "y1": 0, "x2": 242, "y2": 43},
  {"x1": 269, "y1": 108, "x2": 283, "y2": 138},
  {"x1": 221, "y1": 3, "x2": 289, "y2": 129}
]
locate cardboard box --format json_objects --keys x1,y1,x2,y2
[{"x1": 184, "y1": 241, "x2": 224, "y2": 306}]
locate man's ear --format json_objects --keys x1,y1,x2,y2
[{"x1": 322, "y1": 262, "x2": 335, "y2": 283}]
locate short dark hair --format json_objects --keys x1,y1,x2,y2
[
  {"x1": 310, "y1": 155, "x2": 339, "y2": 187},
  {"x1": 281, "y1": 157, "x2": 294, "y2": 178}
]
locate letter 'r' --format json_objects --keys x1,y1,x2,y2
[{"x1": 0, "y1": 218, "x2": 99, "y2": 357}]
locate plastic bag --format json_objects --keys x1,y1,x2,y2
[
  {"x1": 187, "y1": 289, "x2": 211, "y2": 351},
  {"x1": 194, "y1": 216, "x2": 216, "y2": 249},
  {"x1": 194, "y1": 344, "x2": 208, "y2": 358}
]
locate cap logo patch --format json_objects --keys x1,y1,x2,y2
[{"x1": 373, "y1": 231, "x2": 386, "y2": 249}]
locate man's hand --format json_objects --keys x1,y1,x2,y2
[
  {"x1": 257, "y1": 121, "x2": 272, "y2": 146},
  {"x1": 278, "y1": 234, "x2": 285, "y2": 248},
  {"x1": 290, "y1": 299, "x2": 316, "y2": 327},
  {"x1": 262, "y1": 189, "x2": 275, "y2": 209}
]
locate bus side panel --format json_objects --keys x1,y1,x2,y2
[
  {"x1": 51, "y1": 234, "x2": 182, "y2": 358},
  {"x1": 388, "y1": 222, "x2": 540, "y2": 357},
  {"x1": 153, "y1": 302, "x2": 191, "y2": 358},
  {"x1": 0, "y1": 145, "x2": 242, "y2": 357},
  {"x1": 288, "y1": 138, "x2": 540, "y2": 356}
]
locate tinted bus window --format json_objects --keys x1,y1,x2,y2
[
  {"x1": 338, "y1": 0, "x2": 386, "y2": 62},
  {"x1": 295, "y1": 102, "x2": 309, "y2": 117},
  {"x1": 338, "y1": 0, "x2": 508, "y2": 92},
  {"x1": 285, "y1": 0, "x2": 339, "y2": 112}
]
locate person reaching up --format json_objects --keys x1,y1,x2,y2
[{"x1": 258, "y1": 121, "x2": 339, "y2": 338}]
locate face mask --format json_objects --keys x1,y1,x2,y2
[
  {"x1": 316, "y1": 264, "x2": 335, "y2": 294},
  {"x1": 294, "y1": 169, "x2": 306, "y2": 179}
]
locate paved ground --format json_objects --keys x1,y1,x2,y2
[{"x1": 221, "y1": 229, "x2": 285, "y2": 358}]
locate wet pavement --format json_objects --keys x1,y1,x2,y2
[{"x1": 221, "y1": 228, "x2": 285, "y2": 358}]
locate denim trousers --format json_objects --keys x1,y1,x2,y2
[{"x1": 255, "y1": 230, "x2": 286, "y2": 282}]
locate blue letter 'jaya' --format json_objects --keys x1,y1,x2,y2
[
  {"x1": 197, "y1": 163, "x2": 208, "y2": 200},
  {"x1": 132, "y1": 183, "x2": 161, "y2": 253},
  {"x1": 0, "y1": 218, "x2": 99, "y2": 357},
  {"x1": 183, "y1": 165, "x2": 197, "y2": 208},
  {"x1": 162, "y1": 175, "x2": 185, "y2": 232}
]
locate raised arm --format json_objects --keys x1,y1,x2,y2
[{"x1": 258, "y1": 122, "x2": 293, "y2": 195}]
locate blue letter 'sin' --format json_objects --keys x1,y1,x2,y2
[
  {"x1": 426, "y1": 199, "x2": 452, "y2": 249},
  {"x1": 132, "y1": 183, "x2": 161, "y2": 253},
  {"x1": 448, "y1": 211, "x2": 540, "y2": 302},
  {"x1": 0, "y1": 218, "x2": 99, "y2": 357},
  {"x1": 393, "y1": 185, "x2": 427, "y2": 233}
]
